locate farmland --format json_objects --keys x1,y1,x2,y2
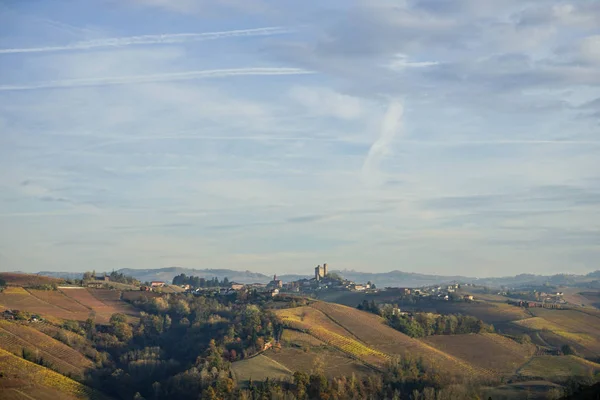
[
  {"x1": 0, "y1": 287, "x2": 139, "y2": 325},
  {"x1": 276, "y1": 302, "x2": 496, "y2": 381},
  {"x1": 518, "y1": 356, "x2": 600, "y2": 382},
  {"x1": 423, "y1": 333, "x2": 536, "y2": 374},
  {"x1": 0, "y1": 320, "x2": 93, "y2": 379},
  {"x1": 0, "y1": 348, "x2": 107, "y2": 400},
  {"x1": 230, "y1": 354, "x2": 292, "y2": 386},
  {"x1": 308, "y1": 301, "x2": 495, "y2": 379},
  {"x1": 0, "y1": 273, "x2": 63, "y2": 288}
]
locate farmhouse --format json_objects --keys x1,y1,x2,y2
[
  {"x1": 151, "y1": 281, "x2": 166, "y2": 288},
  {"x1": 230, "y1": 283, "x2": 245, "y2": 291}
]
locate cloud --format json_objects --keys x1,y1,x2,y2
[
  {"x1": 289, "y1": 86, "x2": 364, "y2": 120},
  {"x1": 362, "y1": 101, "x2": 404, "y2": 184},
  {"x1": 386, "y1": 54, "x2": 439, "y2": 71},
  {"x1": 0, "y1": 27, "x2": 291, "y2": 54},
  {"x1": 0, "y1": 68, "x2": 315, "y2": 91}
]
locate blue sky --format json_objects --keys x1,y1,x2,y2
[{"x1": 0, "y1": 0, "x2": 599, "y2": 277}]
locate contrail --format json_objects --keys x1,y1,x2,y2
[
  {"x1": 0, "y1": 67, "x2": 314, "y2": 91},
  {"x1": 362, "y1": 101, "x2": 404, "y2": 183},
  {"x1": 0, "y1": 26, "x2": 291, "y2": 54}
]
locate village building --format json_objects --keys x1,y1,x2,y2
[{"x1": 151, "y1": 281, "x2": 166, "y2": 288}]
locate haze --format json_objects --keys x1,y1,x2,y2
[{"x1": 0, "y1": 1, "x2": 599, "y2": 277}]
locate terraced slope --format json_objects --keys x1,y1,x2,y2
[
  {"x1": 59, "y1": 289, "x2": 123, "y2": 324},
  {"x1": 0, "y1": 288, "x2": 86, "y2": 323},
  {"x1": 277, "y1": 302, "x2": 495, "y2": 380},
  {"x1": 0, "y1": 348, "x2": 109, "y2": 400},
  {"x1": 0, "y1": 320, "x2": 93, "y2": 379},
  {"x1": 309, "y1": 301, "x2": 495, "y2": 379},
  {"x1": 424, "y1": 333, "x2": 536, "y2": 374},
  {"x1": 88, "y1": 290, "x2": 139, "y2": 321},
  {"x1": 518, "y1": 356, "x2": 600, "y2": 382},
  {"x1": 276, "y1": 306, "x2": 389, "y2": 367}
]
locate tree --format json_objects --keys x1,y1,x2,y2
[{"x1": 561, "y1": 344, "x2": 576, "y2": 355}]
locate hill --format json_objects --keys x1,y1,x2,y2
[
  {"x1": 0, "y1": 273, "x2": 64, "y2": 287},
  {"x1": 0, "y1": 320, "x2": 93, "y2": 379},
  {"x1": 33, "y1": 267, "x2": 600, "y2": 289},
  {"x1": 0, "y1": 287, "x2": 139, "y2": 325},
  {"x1": 0, "y1": 348, "x2": 108, "y2": 400},
  {"x1": 275, "y1": 301, "x2": 497, "y2": 382}
]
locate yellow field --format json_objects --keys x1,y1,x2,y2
[
  {"x1": 0, "y1": 320, "x2": 93, "y2": 379},
  {"x1": 514, "y1": 315, "x2": 600, "y2": 354},
  {"x1": 0, "y1": 348, "x2": 108, "y2": 400},
  {"x1": 276, "y1": 306, "x2": 389, "y2": 367}
]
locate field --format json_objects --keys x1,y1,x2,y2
[
  {"x1": 423, "y1": 333, "x2": 536, "y2": 374},
  {"x1": 0, "y1": 320, "x2": 93, "y2": 379},
  {"x1": 276, "y1": 302, "x2": 496, "y2": 381},
  {"x1": 0, "y1": 287, "x2": 140, "y2": 325},
  {"x1": 88, "y1": 289, "x2": 140, "y2": 321},
  {"x1": 231, "y1": 354, "x2": 292, "y2": 386},
  {"x1": 276, "y1": 306, "x2": 390, "y2": 368},
  {"x1": 482, "y1": 381, "x2": 563, "y2": 400},
  {"x1": 0, "y1": 287, "x2": 90, "y2": 322},
  {"x1": 513, "y1": 309, "x2": 600, "y2": 356},
  {"x1": 0, "y1": 273, "x2": 64, "y2": 287},
  {"x1": 310, "y1": 301, "x2": 497, "y2": 379},
  {"x1": 518, "y1": 356, "x2": 600, "y2": 382},
  {"x1": 0, "y1": 348, "x2": 108, "y2": 400}
]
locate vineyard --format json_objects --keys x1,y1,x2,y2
[
  {"x1": 0, "y1": 273, "x2": 63, "y2": 287},
  {"x1": 0, "y1": 348, "x2": 108, "y2": 400},
  {"x1": 424, "y1": 333, "x2": 535, "y2": 374},
  {"x1": 88, "y1": 289, "x2": 140, "y2": 321},
  {"x1": 26, "y1": 289, "x2": 90, "y2": 313},
  {"x1": 308, "y1": 301, "x2": 495, "y2": 380},
  {"x1": 0, "y1": 287, "x2": 78, "y2": 322},
  {"x1": 59, "y1": 289, "x2": 116, "y2": 324},
  {"x1": 518, "y1": 355, "x2": 600, "y2": 381},
  {"x1": 276, "y1": 306, "x2": 390, "y2": 367},
  {"x1": 0, "y1": 320, "x2": 93, "y2": 378}
]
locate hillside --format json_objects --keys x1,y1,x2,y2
[
  {"x1": 0, "y1": 320, "x2": 93, "y2": 379},
  {"x1": 0, "y1": 348, "x2": 108, "y2": 400},
  {"x1": 275, "y1": 301, "x2": 496, "y2": 382},
  {"x1": 0, "y1": 273, "x2": 64, "y2": 287},
  {"x1": 0, "y1": 287, "x2": 139, "y2": 325}
]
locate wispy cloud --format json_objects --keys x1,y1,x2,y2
[
  {"x1": 0, "y1": 68, "x2": 315, "y2": 91},
  {"x1": 362, "y1": 101, "x2": 404, "y2": 183},
  {"x1": 0, "y1": 27, "x2": 291, "y2": 54}
]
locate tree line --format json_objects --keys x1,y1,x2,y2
[
  {"x1": 358, "y1": 300, "x2": 493, "y2": 338},
  {"x1": 172, "y1": 273, "x2": 230, "y2": 288}
]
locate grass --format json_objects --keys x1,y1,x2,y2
[
  {"x1": 0, "y1": 320, "x2": 93, "y2": 379},
  {"x1": 231, "y1": 354, "x2": 292, "y2": 386},
  {"x1": 519, "y1": 355, "x2": 600, "y2": 382},
  {"x1": 0, "y1": 348, "x2": 108, "y2": 400}
]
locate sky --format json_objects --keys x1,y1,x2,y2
[{"x1": 0, "y1": 0, "x2": 599, "y2": 277}]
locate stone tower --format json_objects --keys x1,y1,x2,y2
[
  {"x1": 323, "y1": 263, "x2": 328, "y2": 277},
  {"x1": 315, "y1": 265, "x2": 324, "y2": 280}
]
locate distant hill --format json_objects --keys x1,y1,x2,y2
[
  {"x1": 116, "y1": 267, "x2": 272, "y2": 284},
  {"x1": 34, "y1": 268, "x2": 600, "y2": 289}
]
